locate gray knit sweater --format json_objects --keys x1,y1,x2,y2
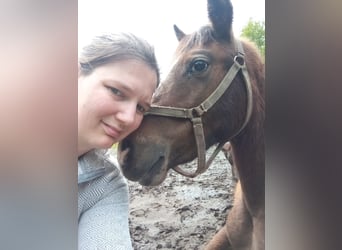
[{"x1": 78, "y1": 150, "x2": 133, "y2": 250}]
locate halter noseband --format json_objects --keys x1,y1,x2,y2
[{"x1": 145, "y1": 40, "x2": 253, "y2": 178}]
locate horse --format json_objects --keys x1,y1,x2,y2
[{"x1": 118, "y1": 0, "x2": 265, "y2": 249}]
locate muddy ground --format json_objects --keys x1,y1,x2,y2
[{"x1": 127, "y1": 147, "x2": 237, "y2": 250}]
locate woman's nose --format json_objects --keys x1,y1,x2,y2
[{"x1": 116, "y1": 102, "x2": 136, "y2": 126}]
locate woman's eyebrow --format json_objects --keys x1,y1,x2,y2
[{"x1": 104, "y1": 79, "x2": 134, "y2": 93}]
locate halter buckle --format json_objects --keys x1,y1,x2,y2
[{"x1": 192, "y1": 105, "x2": 206, "y2": 117}]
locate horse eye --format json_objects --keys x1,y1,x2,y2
[{"x1": 191, "y1": 59, "x2": 208, "y2": 73}]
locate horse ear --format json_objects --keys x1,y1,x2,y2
[
  {"x1": 173, "y1": 24, "x2": 186, "y2": 41},
  {"x1": 207, "y1": 0, "x2": 233, "y2": 40}
]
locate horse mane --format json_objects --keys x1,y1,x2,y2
[{"x1": 240, "y1": 38, "x2": 265, "y2": 140}]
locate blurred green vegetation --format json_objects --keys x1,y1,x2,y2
[{"x1": 240, "y1": 19, "x2": 265, "y2": 58}]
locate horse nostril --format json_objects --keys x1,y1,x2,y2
[{"x1": 119, "y1": 138, "x2": 131, "y2": 151}]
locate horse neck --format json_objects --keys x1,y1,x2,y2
[{"x1": 231, "y1": 111, "x2": 265, "y2": 214}]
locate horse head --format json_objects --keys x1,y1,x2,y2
[{"x1": 118, "y1": 0, "x2": 264, "y2": 186}]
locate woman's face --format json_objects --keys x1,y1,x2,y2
[{"x1": 78, "y1": 59, "x2": 158, "y2": 154}]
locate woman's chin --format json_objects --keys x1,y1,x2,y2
[{"x1": 97, "y1": 136, "x2": 117, "y2": 149}]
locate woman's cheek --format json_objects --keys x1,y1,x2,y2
[
  {"x1": 130, "y1": 115, "x2": 143, "y2": 132},
  {"x1": 135, "y1": 115, "x2": 144, "y2": 129}
]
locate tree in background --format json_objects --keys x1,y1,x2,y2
[{"x1": 240, "y1": 19, "x2": 265, "y2": 58}]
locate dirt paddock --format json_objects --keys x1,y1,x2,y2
[{"x1": 127, "y1": 147, "x2": 237, "y2": 250}]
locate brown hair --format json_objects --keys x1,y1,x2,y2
[{"x1": 79, "y1": 32, "x2": 160, "y2": 85}]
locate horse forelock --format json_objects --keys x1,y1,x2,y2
[{"x1": 176, "y1": 25, "x2": 216, "y2": 55}]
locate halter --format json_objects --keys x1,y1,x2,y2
[{"x1": 145, "y1": 40, "x2": 253, "y2": 178}]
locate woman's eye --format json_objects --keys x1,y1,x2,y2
[
  {"x1": 136, "y1": 104, "x2": 146, "y2": 114},
  {"x1": 190, "y1": 59, "x2": 209, "y2": 73},
  {"x1": 109, "y1": 87, "x2": 123, "y2": 97}
]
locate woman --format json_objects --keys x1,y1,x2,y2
[{"x1": 78, "y1": 33, "x2": 159, "y2": 250}]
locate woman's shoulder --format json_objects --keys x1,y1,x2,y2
[{"x1": 78, "y1": 149, "x2": 118, "y2": 184}]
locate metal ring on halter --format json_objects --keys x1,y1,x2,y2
[{"x1": 234, "y1": 55, "x2": 245, "y2": 67}]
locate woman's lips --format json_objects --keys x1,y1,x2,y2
[{"x1": 102, "y1": 122, "x2": 121, "y2": 139}]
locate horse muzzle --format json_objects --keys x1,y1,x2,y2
[{"x1": 118, "y1": 139, "x2": 170, "y2": 186}]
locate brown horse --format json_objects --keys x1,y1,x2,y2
[{"x1": 118, "y1": 0, "x2": 264, "y2": 249}]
